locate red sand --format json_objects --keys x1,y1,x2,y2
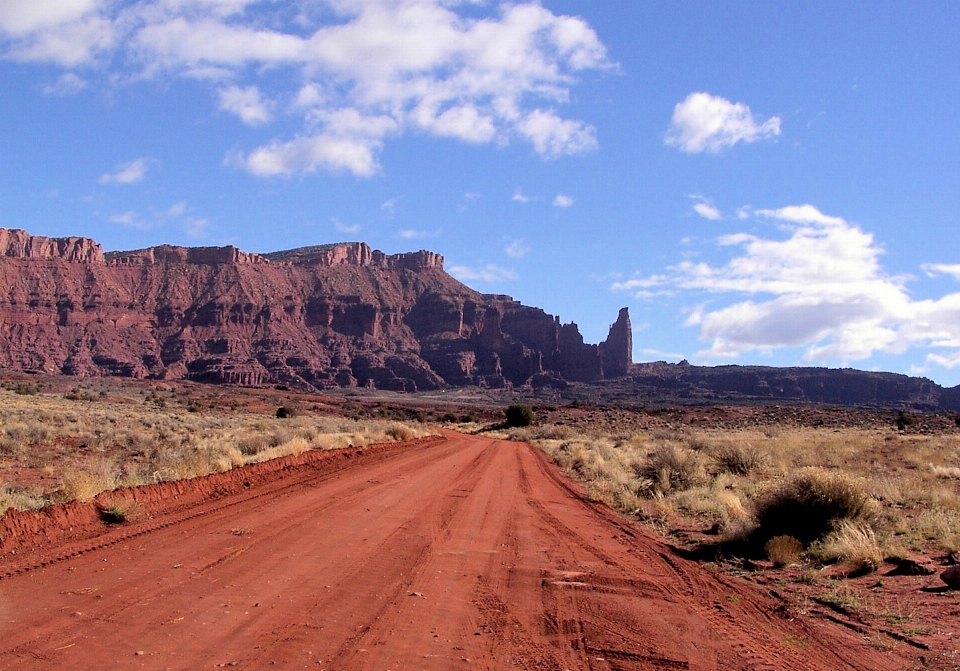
[{"x1": 0, "y1": 432, "x2": 907, "y2": 670}]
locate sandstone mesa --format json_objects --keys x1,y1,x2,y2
[{"x1": 0, "y1": 228, "x2": 631, "y2": 392}]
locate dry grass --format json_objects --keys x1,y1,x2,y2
[
  {"x1": 765, "y1": 535, "x2": 804, "y2": 567},
  {"x1": 812, "y1": 522, "x2": 884, "y2": 574},
  {"x1": 504, "y1": 421, "x2": 960, "y2": 572},
  {"x1": 0, "y1": 483, "x2": 48, "y2": 515},
  {"x1": 0, "y1": 388, "x2": 434, "y2": 516}
]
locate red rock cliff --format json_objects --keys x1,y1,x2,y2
[{"x1": 0, "y1": 228, "x2": 630, "y2": 391}]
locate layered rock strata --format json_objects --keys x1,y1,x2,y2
[{"x1": 0, "y1": 228, "x2": 631, "y2": 391}]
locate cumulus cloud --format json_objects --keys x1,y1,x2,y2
[
  {"x1": 511, "y1": 189, "x2": 530, "y2": 203},
  {"x1": 218, "y1": 85, "x2": 272, "y2": 126},
  {"x1": 613, "y1": 204, "x2": 960, "y2": 368},
  {"x1": 517, "y1": 109, "x2": 598, "y2": 157},
  {"x1": 553, "y1": 193, "x2": 574, "y2": 207},
  {"x1": 449, "y1": 264, "x2": 517, "y2": 284},
  {"x1": 665, "y1": 92, "x2": 781, "y2": 154},
  {"x1": 3, "y1": 1, "x2": 611, "y2": 175},
  {"x1": 99, "y1": 158, "x2": 147, "y2": 184}
]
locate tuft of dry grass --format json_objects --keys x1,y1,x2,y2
[
  {"x1": 765, "y1": 535, "x2": 804, "y2": 567},
  {"x1": 58, "y1": 460, "x2": 117, "y2": 503},
  {"x1": 711, "y1": 443, "x2": 765, "y2": 476},
  {"x1": 813, "y1": 521, "x2": 884, "y2": 574},
  {"x1": 632, "y1": 443, "x2": 706, "y2": 494}
]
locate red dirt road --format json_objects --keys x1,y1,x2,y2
[{"x1": 0, "y1": 432, "x2": 906, "y2": 670}]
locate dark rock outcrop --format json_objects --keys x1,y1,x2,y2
[
  {"x1": 0, "y1": 228, "x2": 631, "y2": 391},
  {"x1": 618, "y1": 361, "x2": 958, "y2": 411}
]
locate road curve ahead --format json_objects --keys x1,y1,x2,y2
[{"x1": 0, "y1": 432, "x2": 901, "y2": 670}]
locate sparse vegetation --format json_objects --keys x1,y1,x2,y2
[
  {"x1": 99, "y1": 505, "x2": 127, "y2": 524},
  {"x1": 0, "y1": 387, "x2": 434, "y2": 517},
  {"x1": 493, "y1": 420, "x2": 960, "y2": 578}
]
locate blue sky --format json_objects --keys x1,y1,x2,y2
[{"x1": 3, "y1": 1, "x2": 960, "y2": 385}]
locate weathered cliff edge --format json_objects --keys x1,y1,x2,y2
[{"x1": 0, "y1": 229, "x2": 632, "y2": 391}]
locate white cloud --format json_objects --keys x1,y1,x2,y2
[
  {"x1": 449, "y1": 264, "x2": 517, "y2": 284},
  {"x1": 239, "y1": 131, "x2": 385, "y2": 177},
  {"x1": 665, "y1": 92, "x2": 781, "y2": 154},
  {"x1": 5, "y1": 1, "x2": 611, "y2": 175},
  {"x1": 42, "y1": 72, "x2": 87, "y2": 95},
  {"x1": 693, "y1": 202, "x2": 721, "y2": 220},
  {"x1": 99, "y1": 158, "x2": 147, "y2": 185},
  {"x1": 755, "y1": 204, "x2": 846, "y2": 227},
  {"x1": 0, "y1": 0, "x2": 98, "y2": 35},
  {"x1": 109, "y1": 211, "x2": 140, "y2": 226},
  {"x1": 511, "y1": 189, "x2": 529, "y2": 203},
  {"x1": 167, "y1": 201, "x2": 186, "y2": 217},
  {"x1": 380, "y1": 197, "x2": 400, "y2": 215},
  {"x1": 332, "y1": 217, "x2": 360, "y2": 234},
  {"x1": 504, "y1": 239, "x2": 530, "y2": 258},
  {"x1": 184, "y1": 216, "x2": 211, "y2": 238},
  {"x1": 690, "y1": 195, "x2": 720, "y2": 220},
  {"x1": 218, "y1": 85, "x2": 272, "y2": 126},
  {"x1": 517, "y1": 109, "x2": 597, "y2": 157},
  {"x1": 553, "y1": 193, "x2": 574, "y2": 207},
  {"x1": 396, "y1": 228, "x2": 439, "y2": 239},
  {"x1": 613, "y1": 204, "x2": 960, "y2": 368},
  {"x1": 923, "y1": 263, "x2": 960, "y2": 281}
]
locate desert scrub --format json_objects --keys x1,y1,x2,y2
[
  {"x1": 518, "y1": 423, "x2": 960, "y2": 563},
  {"x1": 0, "y1": 391, "x2": 435, "y2": 516},
  {"x1": 751, "y1": 468, "x2": 874, "y2": 547}
]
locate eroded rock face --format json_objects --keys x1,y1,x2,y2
[{"x1": 0, "y1": 229, "x2": 632, "y2": 391}]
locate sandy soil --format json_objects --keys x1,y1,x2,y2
[{"x1": 0, "y1": 431, "x2": 912, "y2": 670}]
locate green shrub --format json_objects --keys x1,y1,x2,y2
[
  {"x1": 504, "y1": 404, "x2": 535, "y2": 428},
  {"x1": 752, "y1": 468, "x2": 872, "y2": 547}
]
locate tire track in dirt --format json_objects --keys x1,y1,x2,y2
[{"x1": 0, "y1": 432, "x2": 909, "y2": 670}]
